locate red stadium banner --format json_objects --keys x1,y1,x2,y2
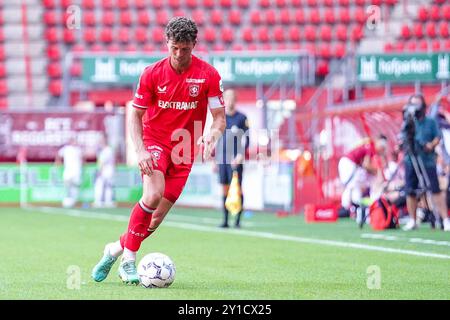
[{"x1": 0, "y1": 111, "x2": 122, "y2": 162}]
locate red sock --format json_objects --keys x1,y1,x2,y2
[{"x1": 120, "y1": 200, "x2": 155, "y2": 252}]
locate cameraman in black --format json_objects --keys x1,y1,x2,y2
[{"x1": 401, "y1": 94, "x2": 450, "y2": 231}]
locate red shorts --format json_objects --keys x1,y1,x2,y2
[{"x1": 144, "y1": 141, "x2": 193, "y2": 203}]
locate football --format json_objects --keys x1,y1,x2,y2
[{"x1": 137, "y1": 252, "x2": 176, "y2": 288}]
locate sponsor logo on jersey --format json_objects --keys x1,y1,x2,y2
[
  {"x1": 158, "y1": 100, "x2": 199, "y2": 110},
  {"x1": 186, "y1": 78, "x2": 206, "y2": 84},
  {"x1": 157, "y1": 85, "x2": 167, "y2": 93},
  {"x1": 189, "y1": 85, "x2": 200, "y2": 97}
]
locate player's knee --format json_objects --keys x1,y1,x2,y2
[{"x1": 142, "y1": 191, "x2": 163, "y2": 207}]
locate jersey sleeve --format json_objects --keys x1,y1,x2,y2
[
  {"x1": 132, "y1": 67, "x2": 152, "y2": 110},
  {"x1": 207, "y1": 68, "x2": 225, "y2": 110}
]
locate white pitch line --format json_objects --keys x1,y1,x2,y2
[{"x1": 29, "y1": 206, "x2": 450, "y2": 260}]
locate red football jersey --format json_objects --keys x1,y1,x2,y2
[
  {"x1": 132, "y1": 55, "x2": 224, "y2": 162},
  {"x1": 346, "y1": 143, "x2": 375, "y2": 165}
]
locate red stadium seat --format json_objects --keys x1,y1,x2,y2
[
  {"x1": 117, "y1": 0, "x2": 130, "y2": 10},
  {"x1": 324, "y1": 0, "x2": 334, "y2": 6},
  {"x1": 413, "y1": 23, "x2": 424, "y2": 38},
  {"x1": 228, "y1": 10, "x2": 242, "y2": 26},
  {"x1": 173, "y1": 10, "x2": 186, "y2": 18},
  {"x1": 250, "y1": 10, "x2": 261, "y2": 25},
  {"x1": 232, "y1": 43, "x2": 244, "y2": 51},
  {"x1": 417, "y1": 6, "x2": 428, "y2": 22},
  {"x1": 395, "y1": 41, "x2": 405, "y2": 52},
  {"x1": 43, "y1": 11, "x2": 58, "y2": 26},
  {"x1": 351, "y1": 24, "x2": 364, "y2": 42},
  {"x1": 47, "y1": 45, "x2": 61, "y2": 60},
  {"x1": 137, "y1": 10, "x2": 150, "y2": 26},
  {"x1": 211, "y1": 10, "x2": 223, "y2": 25},
  {"x1": 288, "y1": 26, "x2": 301, "y2": 42},
  {"x1": 443, "y1": 5, "x2": 450, "y2": 21},
  {"x1": 400, "y1": 24, "x2": 411, "y2": 39},
  {"x1": 335, "y1": 24, "x2": 347, "y2": 41},
  {"x1": 304, "y1": 25, "x2": 316, "y2": 41},
  {"x1": 418, "y1": 39, "x2": 428, "y2": 51},
  {"x1": 168, "y1": 0, "x2": 181, "y2": 9},
  {"x1": 213, "y1": 43, "x2": 225, "y2": 52},
  {"x1": 319, "y1": 24, "x2": 332, "y2": 41},
  {"x1": 439, "y1": 21, "x2": 449, "y2": 38},
  {"x1": 265, "y1": 9, "x2": 277, "y2": 25},
  {"x1": 60, "y1": 0, "x2": 72, "y2": 8},
  {"x1": 273, "y1": 26, "x2": 285, "y2": 42},
  {"x1": 355, "y1": 0, "x2": 365, "y2": 5},
  {"x1": 107, "y1": 43, "x2": 120, "y2": 52},
  {"x1": 202, "y1": 0, "x2": 214, "y2": 9},
  {"x1": 143, "y1": 44, "x2": 155, "y2": 53},
  {"x1": 334, "y1": 42, "x2": 346, "y2": 58},
  {"x1": 0, "y1": 80, "x2": 8, "y2": 96},
  {"x1": 83, "y1": 28, "x2": 96, "y2": 43},
  {"x1": 192, "y1": 10, "x2": 205, "y2": 26},
  {"x1": 324, "y1": 8, "x2": 335, "y2": 24},
  {"x1": 84, "y1": 11, "x2": 96, "y2": 27},
  {"x1": 338, "y1": 7, "x2": 350, "y2": 24},
  {"x1": 318, "y1": 44, "x2": 331, "y2": 59},
  {"x1": 70, "y1": 62, "x2": 82, "y2": 77},
  {"x1": 135, "y1": 0, "x2": 146, "y2": 9},
  {"x1": 279, "y1": 9, "x2": 291, "y2": 25},
  {"x1": 71, "y1": 44, "x2": 85, "y2": 53},
  {"x1": 406, "y1": 40, "x2": 417, "y2": 52},
  {"x1": 0, "y1": 64, "x2": 6, "y2": 78},
  {"x1": 124, "y1": 44, "x2": 137, "y2": 52},
  {"x1": 49, "y1": 81, "x2": 62, "y2": 96},
  {"x1": 100, "y1": 28, "x2": 113, "y2": 43},
  {"x1": 43, "y1": 0, "x2": 55, "y2": 9},
  {"x1": 242, "y1": 27, "x2": 253, "y2": 43},
  {"x1": 120, "y1": 11, "x2": 133, "y2": 26},
  {"x1": 135, "y1": 28, "x2": 147, "y2": 43},
  {"x1": 309, "y1": 8, "x2": 321, "y2": 24},
  {"x1": 354, "y1": 7, "x2": 366, "y2": 24},
  {"x1": 45, "y1": 28, "x2": 59, "y2": 43},
  {"x1": 152, "y1": 27, "x2": 165, "y2": 43},
  {"x1": 237, "y1": 0, "x2": 250, "y2": 9},
  {"x1": 0, "y1": 47, "x2": 4, "y2": 61},
  {"x1": 429, "y1": 5, "x2": 440, "y2": 21},
  {"x1": 384, "y1": 42, "x2": 394, "y2": 52},
  {"x1": 204, "y1": 27, "x2": 216, "y2": 43},
  {"x1": 306, "y1": 0, "x2": 317, "y2": 6},
  {"x1": 445, "y1": 39, "x2": 450, "y2": 50},
  {"x1": 431, "y1": 40, "x2": 440, "y2": 51},
  {"x1": 294, "y1": 9, "x2": 305, "y2": 24},
  {"x1": 275, "y1": 0, "x2": 286, "y2": 7},
  {"x1": 221, "y1": 27, "x2": 234, "y2": 43},
  {"x1": 0, "y1": 98, "x2": 8, "y2": 108},
  {"x1": 338, "y1": 0, "x2": 349, "y2": 5},
  {"x1": 156, "y1": 10, "x2": 169, "y2": 26},
  {"x1": 101, "y1": 0, "x2": 114, "y2": 9},
  {"x1": 258, "y1": 26, "x2": 270, "y2": 43},
  {"x1": 47, "y1": 62, "x2": 62, "y2": 78},
  {"x1": 220, "y1": 0, "x2": 232, "y2": 8},
  {"x1": 316, "y1": 60, "x2": 329, "y2": 77},
  {"x1": 425, "y1": 22, "x2": 437, "y2": 38},
  {"x1": 102, "y1": 11, "x2": 115, "y2": 26},
  {"x1": 118, "y1": 28, "x2": 129, "y2": 43},
  {"x1": 151, "y1": 0, "x2": 164, "y2": 9},
  {"x1": 259, "y1": 0, "x2": 271, "y2": 8},
  {"x1": 186, "y1": 0, "x2": 197, "y2": 8}
]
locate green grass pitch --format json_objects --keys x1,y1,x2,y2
[{"x1": 0, "y1": 205, "x2": 449, "y2": 299}]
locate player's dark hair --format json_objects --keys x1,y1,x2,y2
[{"x1": 165, "y1": 17, "x2": 198, "y2": 44}]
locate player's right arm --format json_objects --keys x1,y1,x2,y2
[{"x1": 130, "y1": 67, "x2": 157, "y2": 176}]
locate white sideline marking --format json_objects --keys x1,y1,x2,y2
[
  {"x1": 30, "y1": 206, "x2": 450, "y2": 260},
  {"x1": 362, "y1": 233, "x2": 450, "y2": 247}
]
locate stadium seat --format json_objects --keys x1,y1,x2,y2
[
  {"x1": 265, "y1": 9, "x2": 277, "y2": 25},
  {"x1": 250, "y1": 10, "x2": 261, "y2": 25},
  {"x1": 429, "y1": 5, "x2": 440, "y2": 21},
  {"x1": 0, "y1": 64, "x2": 6, "y2": 78},
  {"x1": 213, "y1": 43, "x2": 225, "y2": 52},
  {"x1": 279, "y1": 9, "x2": 291, "y2": 25},
  {"x1": 156, "y1": 10, "x2": 169, "y2": 26},
  {"x1": 202, "y1": 0, "x2": 215, "y2": 9},
  {"x1": 406, "y1": 40, "x2": 417, "y2": 52},
  {"x1": 237, "y1": 0, "x2": 250, "y2": 9},
  {"x1": 242, "y1": 27, "x2": 253, "y2": 43},
  {"x1": 351, "y1": 24, "x2": 364, "y2": 42},
  {"x1": 220, "y1": 0, "x2": 232, "y2": 8},
  {"x1": 152, "y1": 27, "x2": 165, "y2": 43},
  {"x1": 431, "y1": 40, "x2": 440, "y2": 51},
  {"x1": 49, "y1": 80, "x2": 62, "y2": 96},
  {"x1": 354, "y1": 7, "x2": 366, "y2": 24},
  {"x1": 324, "y1": 8, "x2": 335, "y2": 24},
  {"x1": 90, "y1": 44, "x2": 105, "y2": 52},
  {"x1": 70, "y1": 61, "x2": 82, "y2": 77},
  {"x1": 221, "y1": 27, "x2": 234, "y2": 43},
  {"x1": 228, "y1": 10, "x2": 242, "y2": 26},
  {"x1": 71, "y1": 44, "x2": 85, "y2": 53},
  {"x1": 151, "y1": 0, "x2": 164, "y2": 9},
  {"x1": 304, "y1": 25, "x2": 316, "y2": 41},
  {"x1": 273, "y1": 26, "x2": 285, "y2": 42},
  {"x1": 100, "y1": 28, "x2": 113, "y2": 43},
  {"x1": 211, "y1": 10, "x2": 223, "y2": 25},
  {"x1": 275, "y1": 0, "x2": 286, "y2": 7},
  {"x1": 192, "y1": 10, "x2": 205, "y2": 26},
  {"x1": 319, "y1": 24, "x2": 332, "y2": 42},
  {"x1": 135, "y1": 0, "x2": 146, "y2": 9},
  {"x1": 45, "y1": 28, "x2": 59, "y2": 43},
  {"x1": 413, "y1": 23, "x2": 424, "y2": 38},
  {"x1": 443, "y1": 5, "x2": 450, "y2": 21},
  {"x1": 231, "y1": 43, "x2": 244, "y2": 51},
  {"x1": 338, "y1": 0, "x2": 350, "y2": 5},
  {"x1": 43, "y1": 0, "x2": 56, "y2": 9},
  {"x1": 124, "y1": 44, "x2": 138, "y2": 52},
  {"x1": 294, "y1": 9, "x2": 305, "y2": 24},
  {"x1": 384, "y1": 42, "x2": 394, "y2": 52},
  {"x1": 324, "y1": 0, "x2": 334, "y2": 6},
  {"x1": 259, "y1": 0, "x2": 271, "y2": 8},
  {"x1": 168, "y1": 0, "x2": 181, "y2": 9},
  {"x1": 84, "y1": 11, "x2": 96, "y2": 27},
  {"x1": 83, "y1": 28, "x2": 96, "y2": 43},
  {"x1": 291, "y1": 0, "x2": 302, "y2": 7},
  {"x1": 355, "y1": 0, "x2": 366, "y2": 5},
  {"x1": 173, "y1": 10, "x2": 186, "y2": 18},
  {"x1": 334, "y1": 42, "x2": 346, "y2": 58},
  {"x1": 425, "y1": 22, "x2": 437, "y2": 38},
  {"x1": 137, "y1": 10, "x2": 150, "y2": 26},
  {"x1": 101, "y1": 0, "x2": 114, "y2": 9},
  {"x1": 400, "y1": 24, "x2": 411, "y2": 39},
  {"x1": 417, "y1": 6, "x2": 428, "y2": 22},
  {"x1": 310, "y1": 8, "x2": 321, "y2": 24},
  {"x1": 117, "y1": 0, "x2": 130, "y2": 10},
  {"x1": 0, "y1": 98, "x2": 8, "y2": 108},
  {"x1": 0, "y1": 80, "x2": 8, "y2": 96},
  {"x1": 204, "y1": 27, "x2": 216, "y2": 43},
  {"x1": 143, "y1": 44, "x2": 155, "y2": 53},
  {"x1": 102, "y1": 11, "x2": 115, "y2": 26},
  {"x1": 120, "y1": 11, "x2": 133, "y2": 26},
  {"x1": 316, "y1": 60, "x2": 329, "y2": 77},
  {"x1": 335, "y1": 24, "x2": 347, "y2": 41},
  {"x1": 43, "y1": 11, "x2": 58, "y2": 26},
  {"x1": 186, "y1": 0, "x2": 197, "y2": 8},
  {"x1": 47, "y1": 62, "x2": 62, "y2": 78},
  {"x1": 258, "y1": 26, "x2": 270, "y2": 43},
  {"x1": 288, "y1": 25, "x2": 301, "y2": 42},
  {"x1": 318, "y1": 44, "x2": 331, "y2": 59},
  {"x1": 338, "y1": 7, "x2": 350, "y2": 24},
  {"x1": 439, "y1": 21, "x2": 449, "y2": 38},
  {"x1": 47, "y1": 45, "x2": 62, "y2": 61},
  {"x1": 306, "y1": 0, "x2": 318, "y2": 6},
  {"x1": 60, "y1": 0, "x2": 72, "y2": 8},
  {"x1": 445, "y1": 39, "x2": 450, "y2": 50}
]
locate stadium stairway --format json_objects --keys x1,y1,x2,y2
[{"x1": 1, "y1": 0, "x2": 50, "y2": 109}]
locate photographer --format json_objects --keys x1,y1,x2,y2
[{"x1": 401, "y1": 94, "x2": 450, "y2": 231}]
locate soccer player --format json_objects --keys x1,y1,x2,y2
[
  {"x1": 55, "y1": 137, "x2": 83, "y2": 208},
  {"x1": 215, "y1": 89, "x2": 249, "y2": 228},
  {"x1": 93, "y1": 134, "x2": 116, "y2": 208},
  {"x1": 92, "y1": 17, "x2": 226, "y2": 284}
]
